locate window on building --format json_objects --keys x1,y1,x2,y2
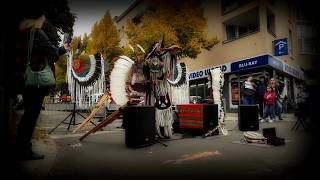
[
  {"x1": 289, "y1": 29, "x2": 293, "y2": 58},
  {"x1": 267, "y1": 8, "x2": 275, "y2": 36},
  {"x1": 287, "y1": 2, "x2": 293, "y2": 22},
  {"x1": 132, "y1": 13, "x2": 144, "y2": 26},
  {"x1": 226, "y1": 25, "x2": 237, "y2": 40},
  {"x1": 224, "y1": 7, "x2": 259, "y2": 42},
  {"x1": 296, "y1": 7, "x2": 319, "y2": 55},
  {"x1": 268, "y1": 0, "x2": 275, "y2": 6},
  {"x1": 296, "y1": 6, "x2": 310, "y2": 22},
  {"x1": 189, "y1": 79, "x2": 209, "y2": 102},
  {"x1": 119, "y1": 26, "x2": 125, "y2": 39},
  {"x1": 221, "y1": 0, "x2": 253, "y2": 14},
  {"x1": 297, "y1": 24, "x2": 319, "y2": 54},
  {"x1": 198, "y1": 83, "x2": 206, "y2": 100},
  {"x1": 132, "y1": 16, "x2": 141, "y2": 25}
]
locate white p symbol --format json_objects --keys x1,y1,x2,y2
[{"x1": 279, "y1": 43, "x2": 284, "y2": 50}]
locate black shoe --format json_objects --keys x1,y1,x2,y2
[
  {"x1": 16, "y1": 151, "x2": 45, "y2": 161},
  {"x1": 278, "y1": 117, "x2": 283, "y2": 120}
]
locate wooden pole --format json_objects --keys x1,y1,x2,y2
[
  {"x1": 79, "y1": 102, "x2": 129, "y2": 141},
  {"x1": 72, "y1": 92, "x2": 110, "y2": 133}
]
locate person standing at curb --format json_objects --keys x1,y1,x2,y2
[
  {"x1": 261, "y1": 86, "x2": 276, "y2": 123},
  {"x1": 13, "y1": 7, "x2": 70, "y2": 161},
  {"x1": 269, "y1": 78, "x2": 283, "y2": 120},
  {"x1": 256, "y1": 76, "x2": 267, "y2": 119}
]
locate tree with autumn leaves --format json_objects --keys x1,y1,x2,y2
[
  {"x1": 86, "y1": 11, "x2": 123, "y2": 60},
  {"x1": 28, "y1": 0, "x2": 75, "y2": 94},
  {"x1": 68, "y1": 10, "x2": 122, "y2": 83},
  {"x1": 56, "y1": 1, "x2": 219, "y2": 91},
  {"x1": 71, "y1": 0, "x2": 219, "y2": 62},
  {"x1": 125, "y1": 0, "x2": 219, "y2": 59}
]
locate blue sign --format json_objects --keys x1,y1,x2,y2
[
  {"x1": 231, "y1": 55, "x2": 268, "y2": 72},
  {"x1": 188, "y1": 63, "x2": 230, "y2": 80},
  {"x1": 283, "y1": 63, "x2": 303, "y2": 79},
  {"x1": 274, "y1": 38, "x2": 288, "y2": 56},
  {"x1": 268, "y1": 56, "x2": 283, "y2": 71},
  {"x1": 189, "y1": 70, "x2": 205, "y2": 80}
]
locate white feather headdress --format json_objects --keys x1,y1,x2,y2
[{"x1": 110, "y1": 56, "x2": 134, "y2": 106}]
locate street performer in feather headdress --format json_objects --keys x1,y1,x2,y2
[{"x1": 144, "y1": 38, "x2": 181, "y2": 138}]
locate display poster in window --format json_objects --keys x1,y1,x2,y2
[{"x1": 231, "y1": 82, "x2": 239, "y2": 105}]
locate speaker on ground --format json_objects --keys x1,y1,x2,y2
[
  {"x1": 123, "y1": 106, "x2": 155, "y2": 148},
  {"x1": 238, "y1": 104, "x2": 259, "y2": 131}
]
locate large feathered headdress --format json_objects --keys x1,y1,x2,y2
[{"x1": 145, "y1": 34, "x2": 164, "y2": 59}]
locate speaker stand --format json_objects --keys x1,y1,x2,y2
[
  {"x1": 153, "y1": 137, "x2": 168, "y2": 147},
  {"x1": 48, "y1": 80, "x2": 96, "y2": 134}
]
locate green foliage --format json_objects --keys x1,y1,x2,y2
[
  {"x1": 42, "y1": 0, "x2": 75, "y2": 46},
  {"x1": 87, "y1": 10, "x2": 123, "y2": 61},
  {"x1": 24, "y1": 0, "x2": 74, "y2": 92},
  {"x1": 55, "y1": 54, "x2": 68, "y2": 92},
  {"x1": 125, "y1": 0, "x2": 219, "y2": 59},
  {"x1": 82, "y1": 33, "x2": 90, "y2": 53},
  {"x1": 71, "y1": 36, "x2": 83, "y2": 52}
]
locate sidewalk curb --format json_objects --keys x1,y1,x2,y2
[{"x1": 18, "y1": 132, "x2": 58, "y2": 179}]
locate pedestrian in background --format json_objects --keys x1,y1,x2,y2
[
  {"x1": 261, "y1": 86, "x2": 276, "y2": 123},
  {"x1": 280, "y1": 81, "x2": 288, "y2": 113},
  {"x1": 256, "y1": 76, "x2": 267, "y2": 119},
  {"x1": 295, "y1": 83, "x2": 309, "y2": 121},
  {"x1": 269, "y1": 78, "x2": 283, "y2": 120},
  {"x1": 207, "y1": 70, "x2": 213, "y2": 100},
  {"x1": 242, "y1": 76, "x2": 256, "y2": 105},
  {"x1": 13, "y1": 8, "x2": 70, "y2": 160}
]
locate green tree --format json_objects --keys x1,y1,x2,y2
[
  {"x1": 42, "y1": 0, "x2": 76, "y2": 46},
  {"x1": 88, "y1": 10, "x2": 122, "y2": 60},
  {"x1": 54, "y1": 54, "x2": 68, "y2": 93},
  {"x1": 35, "y1": 0, "x2": 75, "y2": 93},
  {"x1": 86, "y1": 10, "x2": 123, "y2": 83},
  {"x1": 14, "y1": 0, "x2": 74, "y2": 94},
  {"x1": 126, "y1": 0, "x2": 219, "y2": 59},
  {"x1": 71, "y1": 36, "x2": 82, "y2": 52},
  {"x1": 82, "y1": 33, "x2": 90, "y2": 53}
]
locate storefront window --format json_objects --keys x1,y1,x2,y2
[
  {"x1": 189, "y1": 79, "x2": 209, "y2": 102},
  {"x1": 224, "y1": 7, "x2": 259, "y2": 42},
  {"x1": 198, "y1": 84, "x2": 206, "y2": 100},
  {"x1": 237, "y1": 71, "x2": 269, "y2": 104},
  {"x1": 231, "y1": 80, "x2": 239, "y2": 105},
  {"x1": 190, "y1": 85, "x2": 197, "y2": 96},
  {"x1": 221, "y1": 0, "x2": 253, "y2": 14}
]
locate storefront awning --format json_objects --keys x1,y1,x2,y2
[
  {"x1": 230, "y1": 54, "x2": 304, "y2": 79},
  {"x1": 188, "y1": 54, "x2": 304, "y2": 81}
]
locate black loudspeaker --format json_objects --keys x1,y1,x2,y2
[
  {"x1": 123, "y1": 106, "x2": 155, "y2": 148},
  {"x1": 177, "y1": 104, "x2": 218, "y2": 135},
  {"x1": 238, "y1": 105, "x2": 259, "y2": 131},
  {"x1": 203, "y1": 104, "x2": 219, "y2": 132}
]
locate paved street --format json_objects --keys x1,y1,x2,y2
[{"x1": 7, "y1": 109, "x2": 320, "y2": 180}]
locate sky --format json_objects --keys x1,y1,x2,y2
[{"x1": 68, "y1": 0, "x2": 134, "y2": 37}]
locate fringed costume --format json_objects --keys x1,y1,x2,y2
[
  {"x1": 147, "y1": 49, "x2": 174, "y2": 138},
  {"x1": 67, "y1": 52, "x2": 105, "y2": 109},
  {"x1": 210, "y1": 68, "x2": 225, "y2": 123},
  {"x1": 109, "y1": 43, "x2": 188, "y2": 139}
]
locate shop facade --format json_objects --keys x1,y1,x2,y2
[{"x1": 188, "y1": 54, "x2": 304, "y2": 112}]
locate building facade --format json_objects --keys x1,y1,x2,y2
[{"x1": 114, "y1": 0, "x2": 318, "y2": 112}]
